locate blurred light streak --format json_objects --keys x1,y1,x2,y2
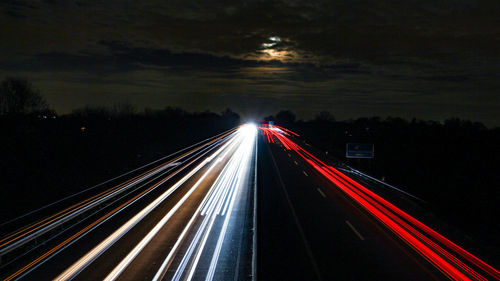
[
  {"x1": 261, "y1": 125, "x2": 499, "y2": 281},
  {"x1": 0, "y1": 162, "x2": 177, "y2": 252},
  {"x1": 4, "y1": 132, "x2": 235, "y2": 281},
  {"x1": 0, "y1": 130, "x2": 235, "y2": 258},
  {"x1": 172, "y1": 124, "x2": 256, "y2": 281},
  {"x1": 105, "y1": 124, "x2": 256, "y2": 281},
  {"x1": 54, "y1": 133, "x2": 238, "y2": 281},
  {"x1": 103, "y1": 150, "x2": 224, "y2": 281}
]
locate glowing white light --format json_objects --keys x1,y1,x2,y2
[
  {"x1": 239, "y1": 123, "x2": 257, "y2": 139},
  {"x1": 262, "y1": 42, "x2": 276, "y2": 48},
  {"x1": 261, "y1": 37, "x2": 281, "y2": 49},
  {"x1": 269, "y1": 36, "x2": 281, "y2": 42}
]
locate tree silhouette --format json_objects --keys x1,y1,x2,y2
[
  {"x1": 275, "y1": 110, "x2": 296, "y2": 125},
  {"x1": 314, "y1": 111, "x2": 335, "y2": 122},
  {"x1": 0, "y1": 77, "x2": 48, "y2": 115},
  {"x1": 221, "y1": 108, "x2": 240, "y2": 121},
  {"x1": 112, "y1": 102, "x2": 137, "y2": 117}
]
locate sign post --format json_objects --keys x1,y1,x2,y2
[{"x1": 346, "y1": 143, "x2": 374, "y2": 158}]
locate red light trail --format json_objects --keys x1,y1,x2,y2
[{"x1": 260, "y1": 125, "x2": 500, "y2": 281}]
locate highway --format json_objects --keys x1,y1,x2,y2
[
  {"x1": 1, "y1": 123, "x2": 499, "y2": 281},
  {"x1": 258, "y1": 125, "x2": 499, "y2": 281},
  {"x1": 0, "y1": 124, "x2": 257, "y2": 281}
]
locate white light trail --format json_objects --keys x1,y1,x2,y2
[
  {"x1": 174, "y1": 124, "x2": 256, "y2": 281},
  {"x1": 55, "y1": 132, "x2": 239, "y2": 281},
  {"x1": 153, "y1": 124, "x2": 256, "y2": 281},
  {"x1": 205, "y1": 132, "x2": 253, "y2": 281},
  {"x1": 103, "y1": 136, "x2": 243, "y2": 281},
  {"x1": 0, "y1": 161, "x2": 180, "y2": 257}
]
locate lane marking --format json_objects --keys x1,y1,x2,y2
[
  {"x1": 267, "y1": 144, "x2": 323, "y2": 281},
  {"x1": 302, "y1": 171, "x2": 308, "y2": 177},
  {"x1": 252, "y1": 132, "x2": 258, "y2": 281},
  {"x1": 345, "y1": 220, "x2": 365, "y2": 241},
  {"x1": 294, "y1": 161, "x2": 298, "y2": 165},
  {"x1": 288, "y1": 153, "x2": 291, "y2": 157},
  {"x1": 316, "y1": 188, "x2": 326, "y2": 198}
]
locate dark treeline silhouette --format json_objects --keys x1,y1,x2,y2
[
  {"x1": 265, "y1": 110, "x2": 500, "y2": 252},
  {"x1": 0, "y1": 99, "x2": 240, "y2": 223},
  {"x1": 0, "y1": 77, "x2": 53, "y2": 116}
]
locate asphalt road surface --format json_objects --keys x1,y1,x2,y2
[
  {"x1": 1, "y1": 125, "x2": 257, "y2": 281},
  {"x1": 257, "y1": 125, "x2": 499, "y2": 281},
  {"x1": 257, "y1": 134, "x2": 443, "y2": 280},
  {"x1": 2, "y1": 124, "x2": 499, "y2": 281}
]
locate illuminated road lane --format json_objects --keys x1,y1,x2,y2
[
  {"x1": 6, "y1": 123, "x2": 496, "y2": 280},
  {"x1": 98, "y1": 124, "x2": 256, "y2": 281},
  {"x1": 3, "y1": 125, "x2": 256, "y2": 281},
  {"x1": 1, "y1": 129, "x2": 235, "y2": 280}
]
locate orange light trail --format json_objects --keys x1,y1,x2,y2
[{"x1": 3, "y1": 130, "x2": 236, "y2": 281}]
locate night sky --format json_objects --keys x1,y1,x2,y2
[{"x1": 1, "y1": 0, "x2": 499, "y2": 125}]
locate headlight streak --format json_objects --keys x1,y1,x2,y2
[
  {"x1": 150, "y1": 124, "x2": 256, "y2": 281},
  {"x1": 0, "y1": 162, "x2": 178, "y2": 255},
  {"x1": 102, "y1": 133, "x2": 242, "y2": 281},
  {"x1": 4, "y1": 132, "x2": 236, "y2": 281},
  {"x1": 261, "y1": 125, "x2": 499, "y2": 281},
  {"x1": 198, "y1": 139, "x2": 242, "y2": 217},
  {"x1": 2, "y1": 162, "x2": 180, "y2": 271},
  {"x1": 2, "y1": 128, "x2": 237, "y2": 233},
  {"x1": 54, "y1": 132, "x2": 239, "y2": 281},
  {"x1": 150, "y1": 159, "x2": 238, "y2": 281},
  {"x1": 0, "y1": 129, "x2": 237, "y2": 259},
  {"x1": 205, "y1": 127, "x2": 255, "y2": 281},
  {"x1": 103, "y1": 158, "x2": 219, "y2": 281},
  {"x1": 173, "y1": 124, "x2": 256, "y2": 281}
]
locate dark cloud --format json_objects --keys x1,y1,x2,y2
[
  {"x1": 99, "y1": 40, "x2": 260, "y2": 69},
  {"x1": 2, "y1": 0, "x2": 498, "y2": 62},
  {"x1": 0, "y1": 0, "x2": 499, "y2": 126}
]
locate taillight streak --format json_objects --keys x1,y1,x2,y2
[{"x1": 261, "y1": 125, "x2": 499, "y2": 281}]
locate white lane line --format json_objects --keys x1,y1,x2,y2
[
  {"x1": 294, "y1": 161, "x2": 298, "y2": 165},
  {"x1": 288, "y1": 153, "x2": 291, "y2": 157},
  {"x1": 345, "y1": 220, "x2": 365, "y2": 241},
  {"x1": 302, "y1": 171, "x2": 308, "y2": 177},
  {"x1": 268, "y1": 146, "x2": 323, "y2": 280},
  {"x1": 316, "y1": 188, "x2": 326, "y2": 198}
]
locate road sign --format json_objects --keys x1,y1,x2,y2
[{"x1": 346, "y1": 143, "x2": 374, "y2": 158}]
